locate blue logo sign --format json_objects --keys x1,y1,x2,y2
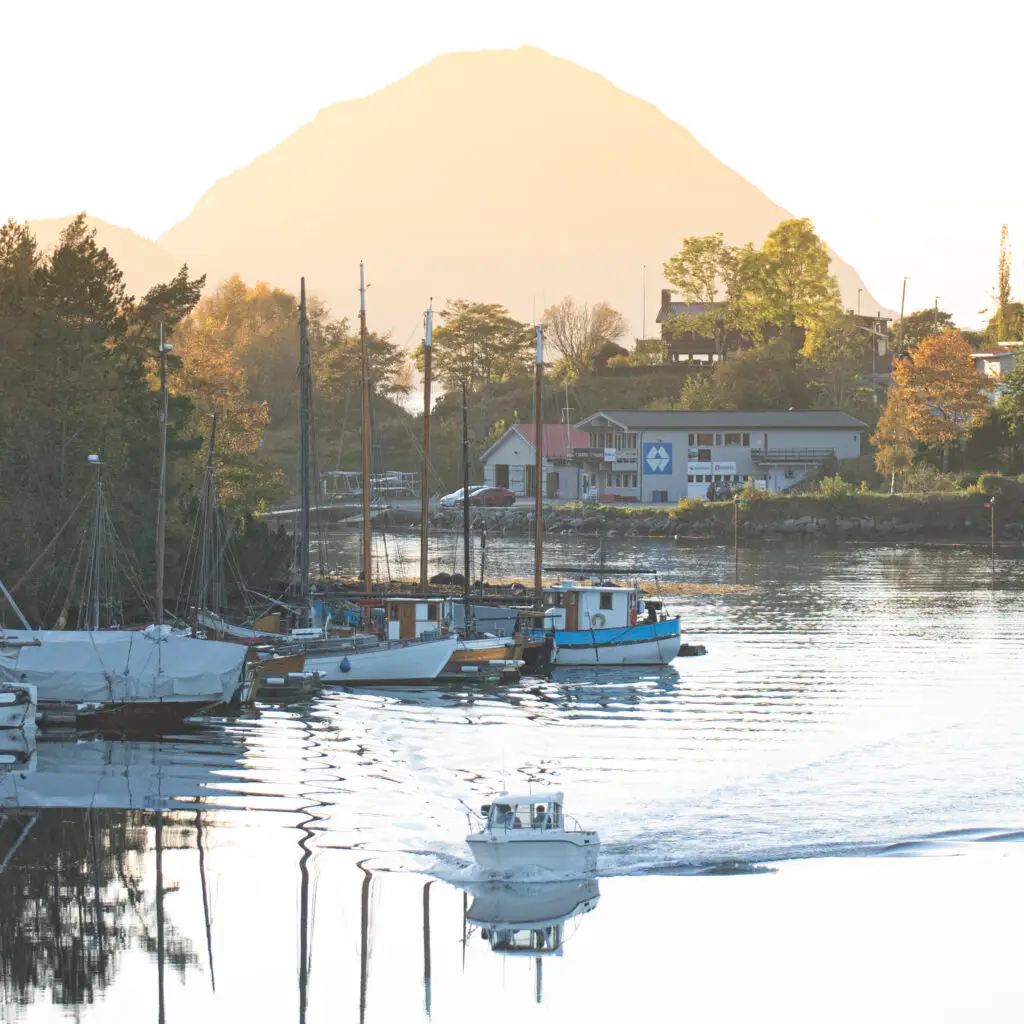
[{"x1": 643, "y1": 442, "x2": 672, "y2": 475}]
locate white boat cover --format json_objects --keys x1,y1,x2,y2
[{"x1": 0, "y1": 627, "x2": 245, "y2": 704}]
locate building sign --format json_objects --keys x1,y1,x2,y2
[
  {"x1": 643, "y1": 442, "x2": 672, "y2": 474},
  {"x1": 603, "y1": 447, "x2": 617, "y2": 462},
  {"x1": 712, "y1": 462, "x2": 736, "y2": 474},
  {"x1": 688, "y1": 462, "x2": 712, "y2": 474}
]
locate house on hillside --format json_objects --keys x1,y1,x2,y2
[
  {"x1": 571, "y1": 410, "x2": 867, "y2": 502},
  {"x1": 481, "y1": 424, "x2": 589, "y2": 499},
  {"x1": 655, "y1": 291, "x2": 749, "y2": 364},
  {"x1": 972, "y1": 343, "x2": 1022, "y2": 379}
]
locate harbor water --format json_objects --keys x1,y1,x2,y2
[{"x1": 3, "y1": 541, "x2": 1024, "y2": 1022}]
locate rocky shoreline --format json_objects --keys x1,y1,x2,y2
[{"x1": 369, "y1": 496, "x2": 1024, "y2": 545}]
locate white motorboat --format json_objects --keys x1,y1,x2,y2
[
  {"x1": 0, "y1": 680, "x2": 37, "y2": 732},
  {"x1": 466, "y1": 790, "x2": 599, "y2": 877},
  {"x1": 466, "y1": 878, "x2": 600, "y2": 956}
]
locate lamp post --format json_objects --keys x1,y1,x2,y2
[{"x1": 985, "y1": 496, "x2": 995, "y2": 561}]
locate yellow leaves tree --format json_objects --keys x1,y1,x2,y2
[
  {"x1": 888, "y1": 329, "x2": 989, "y2": 471},
  {"x1": 870, "y1": 387, "x2": 915, "y2": 492}
]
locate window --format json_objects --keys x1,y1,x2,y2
[
  {"x1": 390, "y1": 605, "x2": 400, "y2": 620},
  {"x1": 742, "y1": 433, "x2": 750, "y2": 446},
  {"x1": 724, "y1": 432, "x2": 741, "y2": 446},
  {"x1": 600, "y1": 592, "x2": 613, "y2": 610},
  {"x1": 687, "y1": 474, "x2": 694, "y2": 483},
  {"x1": 714, "y1": 474, "x2": 722, "y2": 482},
  {"x1": 688, "y1": 433, "x2": 695, "y2": 445},
  {"x1": 696, "y1": 433, "x2": 713, "y2": 446},
  {"x1": 715, "y1": 433, "x2": 723, "y2": 445},
  {"x1": 698, "y1": 448, "x2": 711, "y2": 461},
  {"x1": 427, "y1": 605, "x2": 438, "y2": 621}
]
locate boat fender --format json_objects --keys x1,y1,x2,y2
[
  {"x1": 629, "y1": 610, "x2": 637, "y2": 626},
  {"x1": 591, "y1": 613, "x2": 606, "y2": 628},
  {"x1": 340, "y1": 657, "x2": 351, "y2": 673}
]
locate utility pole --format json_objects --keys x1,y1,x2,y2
[
  {"x1": 642, "y1": 265, "x2": 646, "y2": 340},
  {"x1": 155, "y1": 323, "x2": 170, "y2": 627},
  {"x1": 934, "y1": 296, "x2": 940, "y2": 333},
  {"x1": 897, "y1": 276, "x2": 908, "y2": 352}
]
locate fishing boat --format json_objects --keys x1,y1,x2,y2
[
  {"x1": 466, "y1": 790, "x2": 599, "y2": 877},
  {"x1": 466, "y1": 877, "x2": 600, "y2": 957},
  {"x1": 540, "y1": 580, "x2": 681, "y2": 666}
]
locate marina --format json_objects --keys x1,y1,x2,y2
[{"x1": 2, "y1": 544, "x2": 1024, "y2": 1021}]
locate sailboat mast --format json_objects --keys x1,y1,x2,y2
[
  {"x1": 419, "y1": 304, "x2": 432, "y2": 592},
  {"x1": 533, "y1": 324, "x2": 544, "y2": 604},
  {"x1": 195, "y1": 412, "x2": 218, "y2": 634},
  {"x1": 298, "y1": 280, "x2": 312, "y2": 626},
  {"x1": 359, "y1": 263, "x2": 373, "y2": 604},
  {"x1": 155, "y1": 323, "x2": 169, "y2": 627},
  {"x1": 462, "y1": 380, "x2": 471, "y2": 614}
]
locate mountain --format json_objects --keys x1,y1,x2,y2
[
  {"x1": 152, "y1": 46, "x2": 886, "y2": 342},
  {"x1": 27, "y1": 216, "x2": 186, "y2": 298}
]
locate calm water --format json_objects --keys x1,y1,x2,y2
[{"x1": 3, "y1": 543, "x2": 1024, "y2": 1022}]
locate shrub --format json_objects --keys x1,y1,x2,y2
[
  {"x1": 901, "y1": 464, "x2": 963, "y2": 494},
  {"x1": 977, "y1": 474, "x2": 1024, "y2": 499},
  {"x1": 818, "y1": 474, "x2": 857, "y2": 498},
  {"x1": 670, "y1": 496, "x2": 707, "y2": 520}
]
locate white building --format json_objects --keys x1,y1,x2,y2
[
  {"x1": 572, "y1": 410, "x2": 867, "y2": 502},
  {"x1": 481, "y1": 424, "x2": 589, "y2": 499}
]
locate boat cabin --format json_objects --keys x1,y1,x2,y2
[
  {"x1": 483, "y1": 924, "x2": 565, "y2": 956},
  {"x1": 542, "y1": 581, "x2": 651, "y2": 632},
  {"x1": 383, "y1": 597, "x2": 453, "y2": 641},
  {"x1": 481, "y1": 790, "x2": 565, "y2": 831}
]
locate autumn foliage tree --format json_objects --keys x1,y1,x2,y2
[
  {"x1": 871, "y1": 387, "x2": 916, "y2": 491},
  {"x1": 541, "y1": 297, "x2": 627, "y2": 377},
  {"x1": 889, "y1": 330, "x2": 990, "y2": 470}
]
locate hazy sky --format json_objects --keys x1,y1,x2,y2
[{"x1": 1, "y1": 0, "x2": 1017, "y2": 326}]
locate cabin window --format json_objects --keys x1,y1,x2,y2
[
  {"x1": 427, "y1": 605, "x2": 438, "y2": 621},
  {"x1": 600, "y1": 592, "x2": 613, "y2": 610},
  {"x1": 695, "y1": 433, "x2": 713, "y2": 446},
  {"x1": 724, "y1": 432, "x2": 741, "y2": 446}
]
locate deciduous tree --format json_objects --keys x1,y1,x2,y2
[
  {"x1": 871, "y1": 387, "x2": 916, "y2": 491},
  {"x1": 891, "y1": 330, "x2": 990, "y2": 470},
  {"x1": 540, "y1": 297, "x2": 627, "y2": 378}
]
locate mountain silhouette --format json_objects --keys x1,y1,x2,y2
[{"x1": 159, "y1": 46, "x2": 887, "y2": 341}]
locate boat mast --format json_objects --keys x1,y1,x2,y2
[
  {"x1": 298, "y1": 280, "x2": 312, "y2": 627},
  {"x1": 462, "y1": 380, "x2": 471, "y2": 622},
  {"x1": 155, "y1": 323, "x2": 170, "y2": 627},
  {"x1": 419, "y1": 303, "x2": 432, "y2": 592},
  {"x1": 195, "y1": 412, "x2": 218, "y2": 635},
  {"x1": 533, "y1": 324, "x2": 544, "y2": 604},
  {"x1": 359, "y1": 263, "x2": 373, "y2": 609}
]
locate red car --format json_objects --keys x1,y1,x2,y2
[{"x1": 470, "y1": 486, "x2": 516, "y2": 507}]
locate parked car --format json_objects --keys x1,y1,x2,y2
[
  {"x1": 439, "y1": 485, "x2": 487, "y2": 508},
  {"x1": 469, "y1": 486, "x2": 516, "y2": 507}
]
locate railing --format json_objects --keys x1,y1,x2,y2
[{"x1": 750, "y1": 447, "x2": 835, "y2": 464}]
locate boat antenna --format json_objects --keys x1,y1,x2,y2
[
  {"x1": 155, "y1": 324, "x2": 171, "y2": 627},
  {"x1": 419, "y1": 302, "x2": 433, "y2": 592},
  {"x1": 533, "y1": 324, "x2": 544, "y2": 606},
  {"x1": 298, "y1": 280, "x2": 312, "y2": 627},
  {"x1": 359, "y1": 263, "x2": 373, "y2": 617}
]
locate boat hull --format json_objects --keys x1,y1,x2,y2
[
  {"x1": 551, "y1": 618, "x2": 682, "y2": 666},
  {"x1": 303, "y1": 636, "x2": 458, "y2": 684},
  {"x1": 466, "y1": 832, "x2": 599, "y2": 877}
]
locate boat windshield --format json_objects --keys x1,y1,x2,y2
[
  {"x1": 488, "y1": 802, "x2": 562, "y2": 830},
  {"x1": 488, "y1": 925, "x2": 563, "y2": 953}
]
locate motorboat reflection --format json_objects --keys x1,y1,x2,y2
[
  {"x1": 465, "y1": 877, "x2": 600, "y2": 957},
  {"x1": 466, "y1": 790, "x2": 599, "y2": 876},
  {"x1": 0, "y1": 680, "x2": 36, "y2": 732}
]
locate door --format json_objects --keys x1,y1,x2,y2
[
  {"x1": 398, "y1": 603, "x2": 417, "y2": 639},
  {"x1": 546, "y1": 472, "x2": 558, "y2": 498},
  {"x1": 496, "y1": 464, "x2": 510, "y2": 488},
  {"x1": 565, "y1": 592, "x2": 579, "y2": 631},
  {"x1": 524, "y1": 464, "x2": 536, "y2": 497}
]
